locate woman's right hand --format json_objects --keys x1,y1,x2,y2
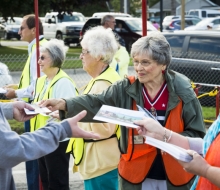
[{"x1": 134, "y1": 118, "x2": 165, "y2": 140}]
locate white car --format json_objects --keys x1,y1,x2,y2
[
  {"x1": 185, "y1": 17, "x2": 220, "y2": 31},
  {"x1": 0, "y1": 62, "x2": 14, "y2": 87}
]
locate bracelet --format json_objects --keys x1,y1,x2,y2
[
  {"x1": 163, "y1": 129, "x2": 168, "y2": 142},
  {"x1": 167, "y1": 130, "x2": 173, "y2": 143},
  {"x1": 163, "y1": 129, "x2": 172, "y2": 143}
]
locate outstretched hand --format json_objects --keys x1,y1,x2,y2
[
  {"x1": 39, "y1": 98, "x2": 66, "y2": 112},
  {"x1": 13, "y1": 101, "x2": 36, "y2": 122},
  {"x1": 67, "y1": 110, "x2": 100, "y2": 139}
]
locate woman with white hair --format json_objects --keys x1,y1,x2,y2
[
  {"x1": 66, "y1": 26, "x2": 121, "y2": 190},
  {"x1": 41, "y1": 32, "x2": 206, "y2": 190},
  {"x1": 30, "y1": 39, "x2": 77, "y2": 190}
]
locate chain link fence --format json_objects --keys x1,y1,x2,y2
[{"x1": 1, "y1": 51, "x2": 220, "y2": 121}]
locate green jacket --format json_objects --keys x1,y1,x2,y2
[{"x1": 61, "y1": 70, "x2": 206, "y2": 190}]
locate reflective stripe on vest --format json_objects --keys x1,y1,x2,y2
[
  {"x1": 196, "y1": 134, "x2": 220, "y2": 190},
  {"x1": 66, "y1": 67, "x2": 121, "y2": 166},
  {"x1": 18, "y1": 38, "x2": 47, "y2": 102},
  {"x1": 30, "y1": 69, "x2": 78, "y2": 132},
  {"x1": 118, "y1": 76, "x2": 194, "y2": 185}
]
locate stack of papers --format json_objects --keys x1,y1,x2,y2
[
  {"x1": 145, "y1": 136, "x2": 193, "y2": 162},
  {"x1": 94, "y1": 105, "x2": 193, "y2": 162},
  {"x1": 93, "y1": 105, "x2": 146, "y2": 128}
]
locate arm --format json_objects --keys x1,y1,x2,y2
[{"x1": 0, "y1": 110, "x2": 99, "y2": 168}]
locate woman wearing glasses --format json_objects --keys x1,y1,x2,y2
[
  {"x1": 30, "y1": 39, "x2": 77, "y2": 190},
  {"x1": 41, "y1": 32, "x2": 205, "y2": 190}
]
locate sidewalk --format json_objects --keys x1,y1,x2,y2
[{"x1": 13, "y1": 156, "x2": 84, "y2": 190}]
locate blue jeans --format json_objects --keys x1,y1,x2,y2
[{"x1": 24, "y1": 120, "x2": 40, "y2": 190}]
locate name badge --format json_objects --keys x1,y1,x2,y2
[{"x1": 134, "y1": 135, "x2": 144, "y2": 144}]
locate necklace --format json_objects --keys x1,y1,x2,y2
[{"x1": 142, "y1": 84, "x2": 167, "y2": 117}]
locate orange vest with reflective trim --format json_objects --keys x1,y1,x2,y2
[
  {"x1": 196, "y1": 134, "x2": 220, "y2": 190},
  {"x1": 118, "y1": 76, "x2": 194, "y2": 185}
]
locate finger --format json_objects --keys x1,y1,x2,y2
[
  {"x1": 73, "y1": 110, "x2": 87, "y2": 122},
  {"x1": 25, "y1": 103, "x2": 35, "y2": 110},
  {"x1": 186, "y1": 149, "x2": 196, "y2": 156}
]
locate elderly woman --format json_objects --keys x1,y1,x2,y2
[
  {"x1": 40, "y1": 32, "x2": 206, "y2": 190},
  {"x1": 65, "y1": 26, "x2": 121, "y2": 190},
  {"x1": 31, "y1": 39, "x2": 77, "y2": 190}
]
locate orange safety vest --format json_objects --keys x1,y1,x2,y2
[
  {"x1": 118, "y1": 76, "x2": 194, "y2": 185},
  {"x1": 196, "y1": 134, "x2": 220, "y2": 190}
]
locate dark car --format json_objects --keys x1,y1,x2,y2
[
  {"x1": 163, "y1": 30, "x2": 220, "y2": 106},
  {"x1": 3, "y1": 17, "x2": 22, "y2": 40},
  {"x1": 162, "y1": 30, "x2": 220, "y2": 58},
  {"x1": 79, "y1": 17, "x2": 157, "y2": 52}
]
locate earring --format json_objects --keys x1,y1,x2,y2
[{"x1": 162, "y1": 70, "x2": 165, "y2": 74}]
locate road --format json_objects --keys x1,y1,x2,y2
[
  {"x1": 0, "y1": 40, "x2": 28, "y2": 47},
  {"x1": 13, "y1": 156, "x2": 84, "y2": 190}
]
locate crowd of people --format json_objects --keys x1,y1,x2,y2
[{"x1": 1, "y1": 13, "x2": 220, "y2": 190}]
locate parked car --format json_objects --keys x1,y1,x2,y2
[
  {"x1": 43, "y1": 12, "x2": 86, "y2": 45},
  {"x1": 162, "y1": 30, "x2": 220, "y2": 57},
  {"x1": 188, "y1": 9, "x2": 220, "y2": 19},
  {"x1": 163, "y1": 30, "x2": 220, "y2": 106},
  {"x1": 185, "y1": 16, "x2": 220, "y2": 31},
  {"x1": 79, "y1": 17, "x2": 157, "y2": 52},
  {"x1": 92, "y1": 12, "x2": 132, "y2": 18},
  {"x1": 163, "y1": 17, "x2": 201, "y2": 31},
  {"x1": 3, "y1": 17, "x2": 22, "y2": 40},
  {"x1": 162, "y1": 15, "x2": 201, "y2": 30},
  {"x1": 0, "y1": 24, "x2": 5, "y2": 39}
]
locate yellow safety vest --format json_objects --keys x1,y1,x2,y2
[
  {"x1": 30, "y1": 69, "x2": 78, "y2": 132},
  {"x1": 18, "y1": 38, "x2": 47, "y2": 102},
  {"x1": 66, "y1": 67, "x2": 121, "y2": 166}
]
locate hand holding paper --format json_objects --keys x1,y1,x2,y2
[{"x1": 24, "y1": 103, "x2": 52, "y2": 116}]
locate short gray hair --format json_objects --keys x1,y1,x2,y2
[
  {"x1": 40, "y1": 39, "x2": 68, "y2": 68},
  {"x1": 101, "y1": 15, "x2": 114, "y2": 26},
  {"x1": 131, "y1": 32, "x2": 172, "y2": 67},
  {"x1": 81, "y1": 26, "x2": 119, "y2": 65}
]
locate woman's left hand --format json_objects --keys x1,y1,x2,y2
[{"x1": 178, "y1": 150, "x2": 210, "y2": 177}]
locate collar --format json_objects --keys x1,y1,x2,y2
[{"x1": 28, "y1": 35, "x2": 44, "y2": 54}]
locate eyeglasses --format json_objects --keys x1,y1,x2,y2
[
  {"x1": 81, "y1": 49, "x2": 90, "y2": 55},
  {"x1": 133, "y1": 60, "x2": 151, "y2": 67},
  {"x1": 39, "y1": 56, "x2": 48, "y2": 61}
]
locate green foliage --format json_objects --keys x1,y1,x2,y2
[{"x1": 8, "y1": 120, "x2": 24, "y2": 135}]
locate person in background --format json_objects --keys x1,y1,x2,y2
[
  {"x1": 65, "y1": 26, "x2": 121, "y2": 190},
  {"x1": 152, "y1": 20, "x2": 160, "y2": 30},
  {"x1": 31, "y1": 39, "x2": 77, "y2": 190},
  {"x1": 101, "y1": 14, "x2": 125, "y2": 47},
  {"x1": 4, "y1": 14, "x2": 47, "y2": 190},
  {"x1": 40, "y1": 32, "x2": 205, "y2": 190},
  {"x1": 135, "y1": 114, "x2": 220, "y2": 189},
  {"x1": 0, "y1": 101, "x2": 99, "y2": 190},
  {"x1": 101, "y1": 15, "x2": 130, "y2": 79}
]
